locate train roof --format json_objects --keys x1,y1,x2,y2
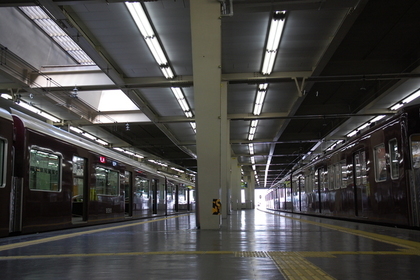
[
  {"x1": 0, "y1": 107, "x2": 12, "y2": 122},
  {"x1": 11, "y1": 109, "x2": 193, "y2": 186}
]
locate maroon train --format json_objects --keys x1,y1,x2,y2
[
  {"x1": 266, "y1": 105, "x2": 420, "y2": 228},
  {"x1": 0, "y1": 107, "x2": 195, "y2": 237}
]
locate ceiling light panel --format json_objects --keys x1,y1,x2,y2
[
  {"x1": 125, "y1": 2, "x2": 175, "y2": 79},
  {"x1": 19, "y1": 6, "x2": 95, "y2": 65},
  {"x1": 261, "y1": 11, "x2": 286, "y2": 75}
]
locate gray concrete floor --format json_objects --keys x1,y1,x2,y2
[{"x1": 0, "y1": 209, "x2": 420, "y2": 279}]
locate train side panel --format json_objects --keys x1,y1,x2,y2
[
  {"x1": 267, "y1": 105, "x2": 420, "y2": 228},
  {"x1": 0, "y1": 109, "x2": 13, "y2": 237},
  {"x1": 7, "y1": 110, "x2": 195, "y2": 236}
]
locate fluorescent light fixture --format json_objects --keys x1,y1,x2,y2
[
  {"x1": 371, "y1": 115, "x2": 386, "y2": 123},
  {"x1": 125, "y1": 2, "x2": 175, "y2": 79},
  {"x1": 82, "y1": 132, "x2": 97, "y2": 141},
  {"x1": 70, "y1": 126, "x2": 83, "y2": 134},
  {"x1": 171, "y1": 167, "x2": 185, "y2": 173},
  {"x1": 250, "y1": 156, "x2": 255, "y2": 164},
  {"x1": 358, "y1": 122, "x2": 369, "y2": 131},
  {"x1": 190, "y1": 122, "x2": 196, "y2": 133},
  {"x1": 248, "y1": 120, "x2": 259, "y2": 141},
  {"x1": 347, "y1": 130, "x2": 358, "y2": 138},
  {"x1": 19, "y1": 6, "x2": 94, "y2": 65},
  {"x1": 261, "y1": 11, "x2": 286, "y2": 75},
  {"x1": 39, "y1": 111, "x2": 61, "y2": 123},
  {"x1": 390, "y1": 103, "x2": 403, "y2": 111},
  {"x1": 253, "y1": 84, "x2": 268, "y2": 115},
  {"x1": 17, "y1": 100, "x2": 61, "y2": 122},
  {"x1": 69, "y1": 126, "x2": 107, "y2": 144},
  {"x1": 148, "y1": 159, "x2": 168, "y2": 167},
  {"x1": 171, "y1": 87, "x2": 193, "y2": 118},
  {"x1": 134, "y1": 154, "x2": 144, "y2": 159},
  {"x1": 145, "y1": 36, "x2": 168, "y2": 65},
  {"x1": 346, "y1": 115, "x2": 386, "y2": 138},
  {"x1": 1, "y1": 94, "x2": 12, "y2": 100},
  {"x1": 160, "y1": 65, "x2": 174, "y2": 79},
  {"x1": 18, "y1": 101, "x2": 39, "y2": 114},
  {"x1": 113, "y1": 147, "x2": 125, "y2": 152},
  {"x1": 248, "y1": 143, "x2": 254, "y2": 155},
  {"x1": 125, "y1": 2, "x2": 154, "y2": 37},
  {"x1": 402, "y1": 88, "x2": 420, "y2": 104},
  {"x1": 390, "y1": 88, "x2": 420, "y2": 110},
  {"x1": 95, "y1": 138, "x2": 108, "y2": 146}
]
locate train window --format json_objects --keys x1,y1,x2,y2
[
  {"x1": 355, "y1": 151, "x2": 367, "y2": 185},
  {"x1": 29, "y1": 148, "x2": 61, "y2": 191},
  {"x1": 374, "y1": 144, "x2": 387, "y2": 182},
  {"x1": 305, "y1": 174, "x2": 311, "y2": 192},
  {"x1": 299, "y1": 176, "x2": 305, "y2": 193},
  {"x1": 340, "y1": 160, "x2": 348, "y2": 188},
  {"x1": 135, "y1": 176, "x2": 150, "y2": 198},
  {"x1": 72, "y1": 156, "x2": 85, "y2": 202},
  {"x1": 334, "y1": 164, "x2": 341, "y2": 189},
  {"x1": 319, "y1": 168, "x2": 327, "y2": 190},
  {"x1": 328, "y1": 165, "x2": 334, "y2": 190},
  {"x1": 361, "y1": 151, "x2": 367, "y2": 184},
  {"x1": 389, "y1": 139, "x2": 399, "y2": 180},
  {"x1": 94, "y1": 166, "x2": 119, "y2": 196}
]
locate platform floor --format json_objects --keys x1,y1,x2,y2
[{"x1": 1, "y1": 209, "x2": 420, "y2": 279}]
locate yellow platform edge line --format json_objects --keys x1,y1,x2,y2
[
  {"x1": 0, "y1": 214, "x2": 192, "y2": 252},
  {"x1": 260, "y1": 209, "x2": 420, "y2": 250},
  {"x1": 1, "y1": 249, "x2": 417, "y2": 261}
]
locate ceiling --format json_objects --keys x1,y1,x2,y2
[{"x1": 1, "y1": 0, "x2": 420, "y2": 188}]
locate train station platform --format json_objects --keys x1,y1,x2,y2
[{"x1": 0, "y1": 209, "x2": 420, "y2": 280}]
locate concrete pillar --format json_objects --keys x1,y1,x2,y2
[
  {"x1": 230, "y1": 157, "x2": 241, "y2": 211},
  {"x1": 221, "y1": 82, "x2": 230, "y2": 218},
  {"x1": 246, "y1": 174, "x2": 256, "y2": 209},
  {"x1": 190, "y1": 0, "x2": 225, "y2": 229}
]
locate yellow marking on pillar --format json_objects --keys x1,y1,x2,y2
[
  {"x1": 212, "y1": 199, "x2": 221, "y2": 215},
  {"x1": 0, "y1": 214, "x2": 191, "y2": 252}
]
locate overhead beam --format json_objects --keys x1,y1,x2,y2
[{"x1": 25, "y1": 70, "x2": 420, "y2": 92}]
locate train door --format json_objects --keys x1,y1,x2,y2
[
  {"x1": 123, "y1": 171, "x2": 132, "y2": 217},
  {"x1": 10, "y1": 151, "x2": 23, "y2": 233},
  {"x1": 72, "y1": 156, "x2": 87, "y2": 223},
  {"x1": 298, "y1": 176, "x2": 304, "y2": 212},
  {"x1": 152, "y1": 179, "x2": 158, "y2": 214},
  {"x1": 353, "y1": 150, "x2": 368, "y2": 217},
  {"x1": 409, "y1": 135, "x2": 420, "y2": 226}
]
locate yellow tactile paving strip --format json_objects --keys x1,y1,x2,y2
[
  {"x1": 268, "y1": 252, "x2": 335, "y2": 280},
  {"x1": 1, "y1": 211, "x2": 420, "y2": 280}
]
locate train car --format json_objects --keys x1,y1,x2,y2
[
  {"x1": 266, "y1": 105, "x2": 420, "y2": 228},
  {"x1": 0, "y1": 108, "x2": 14, "y2": 237},
  {"x1": 1, "y1": 108, "x2": 194, "y2": 237}
]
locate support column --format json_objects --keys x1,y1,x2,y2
[
  {"x1": 230, "y1": 157, "x2": 241, "y2": 211},
  {"x1": 191, "y1": 0, "x2": 224, "y2": 229},
  {"x1": 246, "y1": 174, "x2": 256, "y2": 209},
  {"x1": 221, "y1": 82, "x2": 230, "y2": 218}
]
